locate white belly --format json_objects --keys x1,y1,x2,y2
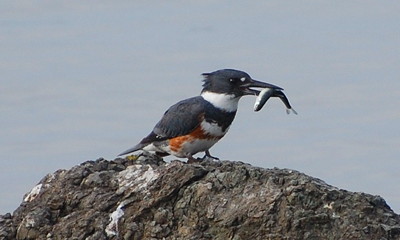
[
  {"x1": 177, "y1": 138, "x2": 219, "y2": 157},
  {"x1": 143, "y1": 138, "x2": 220, "y2": 158}
]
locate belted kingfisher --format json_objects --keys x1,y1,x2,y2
[{"x1": 119, "y1": 69, "x2": 283, "y2": 162}]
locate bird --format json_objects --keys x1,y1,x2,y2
[{"x1": 119, "y1": 69, "x2": 283, "y2": 162}]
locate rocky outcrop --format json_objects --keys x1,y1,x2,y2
[{"x1": 1, "y1": 154, "x2": 400, "y2": 240}]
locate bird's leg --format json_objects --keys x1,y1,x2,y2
[{"x1": 203, "y1": 150, "x2": 220, "y2": 160}]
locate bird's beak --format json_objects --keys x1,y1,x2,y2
[{"x1": 241, "y1": 79, "x2": 283, "y2": 96}]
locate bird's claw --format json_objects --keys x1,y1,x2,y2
[{"x1": 204, "y1": 150, "x2": 220, "y2": 161}]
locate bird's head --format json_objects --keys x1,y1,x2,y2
[{"x1": 201, "y1": 69, "x2": 282, "y2": 97}]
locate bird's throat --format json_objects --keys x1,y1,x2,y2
[{"x1": 201, "y1": 91, "x2": 239, "y2": 112}]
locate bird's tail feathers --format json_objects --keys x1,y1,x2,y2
[{"x1": 118, "y1": 143, "x2": 147, "y2": 156}]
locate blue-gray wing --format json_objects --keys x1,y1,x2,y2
[
  {"x1": 118, "y1": 96, "x2": 206, "y2": 156},
  {"x1": 152, "y1": 96, "x2": 206, "y2": 139}
]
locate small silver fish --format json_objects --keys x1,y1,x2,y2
[
  {"x1": 253, "y1": 88, "x2": 274, "y2": 112},
  {"x1": 254, "y1": 88, "x2": 297, "y2": 114},
  {"x1": 273, "y1": 90, "x2": 298, "y2": 115}
]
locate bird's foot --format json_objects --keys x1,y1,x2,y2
[
  {"x1": 186, "y1": 151, "x2": 220, "y2": 164},
  {"x1": 203, "y1": 150, "x2": 220, "y2": 161}
]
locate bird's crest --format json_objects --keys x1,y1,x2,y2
[{"x1": 201, "y1": 72, "x2": 212, "y2": 89}]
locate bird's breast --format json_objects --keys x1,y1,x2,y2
[
  {"x1": 168, "y1": 119, "x2": 228, "y2": 156},
  {"x1": 200, "y1": 119, "x2": 229, "y2": 137}
]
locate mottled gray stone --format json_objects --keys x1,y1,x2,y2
[{"x1": 0, "y1": 157, "x2": 399, "y2": 240}]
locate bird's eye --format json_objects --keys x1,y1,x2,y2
[{"x1": 229, "y1": 77, "x2": 246, "y2": 84}]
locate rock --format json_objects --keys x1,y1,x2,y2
[{"x1": 0, "y1": 157, "x2": 399, "y2": 240}]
